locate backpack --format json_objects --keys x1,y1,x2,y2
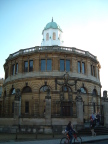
[{"x1": 90, "y1": 116, "x2": 93, "y2": 121}]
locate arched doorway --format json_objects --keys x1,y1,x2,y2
[{"x1": 60, "y1": 85, "x2": 73, "y2": 116}]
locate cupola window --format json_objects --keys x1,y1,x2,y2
[
  {"x1": 46, "y1": 33, "x2": 49, "y2": 41},
  {"x1": 53, "y1": 32, "x2": 56, "y2": 40}
]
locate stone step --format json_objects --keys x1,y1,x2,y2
[{"x1": 78, "y1": 126, "x2": 108, "y2": 136}]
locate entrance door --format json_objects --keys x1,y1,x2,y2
[{"x1": 62, "y1": 106, "x2": 70, "y2": 116}]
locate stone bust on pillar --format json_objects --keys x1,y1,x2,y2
[
  {"x1": 75, "y1": 89, "x2": 83, "y2": 124},
  {"x1": 15, "y1": 89, "x2": 21, "y2": 101},
  {"x1": 75, "y1": 89, "x2": 83, "y2": 102},
  {"x1": 14, "y1": 89, "x2": 21, "y2": 119},
  {"x1": 45, "y1": 88, "x2": 51, "y2": 125}
]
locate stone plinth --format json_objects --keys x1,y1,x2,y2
[
  {"x1": 45, "y1": 96, "x2": 51, "y2": 125},
  {"x1": 75, "y1": 95, "x2": 83, "y2": 124}
]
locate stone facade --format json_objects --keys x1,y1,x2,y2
[
  {"x1": 1, "y1": 46, "x2": 101, "y2": 126},
  {"x1": 0, "y1": 78, "x2": 4, "y2": 116}
]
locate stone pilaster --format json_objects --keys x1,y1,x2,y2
[
  {"x1": 101, "y1": 97, "x2": 108, "y2": 126},
  {"x1": 45, "y1": 95, "x2": 51, "y2": 125},
  {"x1": 75, "y1": 94, "x2": 84, "y2": 124}
]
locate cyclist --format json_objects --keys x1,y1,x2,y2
[{"x1": 65, "y1": 121, "x2": 74, "y2": 144}]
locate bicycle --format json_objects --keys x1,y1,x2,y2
[{"x1": 60, "y1": 129, "x2": 82, "y2": 144}]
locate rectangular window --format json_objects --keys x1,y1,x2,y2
[
  {"x1": 12, "y1": 102, "x2": 14, "y2": 113},
  {"x1": 78, "y1": 61, "x2": 81, "y2": 73},
  {"x1": 41, "y1": 59, "x2": 46, "y2": 71},
  {"x1": 16, "y1": 63, "x2": 18, "y2": 74},
  {"x1": 93, "y1": 66, "x2": 95, "y2": 76},
  {"x1": 66, "y1": 60, "x2": 70, "y2": 72},
  {"x1": 60, "y1": 59, "x2": 64, "y2": 71},
  {"x1": 47, "y1": 59, "x2": 52, "y2": 71},
  {"x1": 12, "y1": 64, "x2": 15, "y2": 75},
  {"x1": 46, "y1": 33, "x2": 49, "y2": 41},
  {"x1": 5, "y1": 68, "x2": 8, "y2": 79},
  {"x1": 29, "y1": 60, "x2": 33, "y2": 72},
  {"x1": 24, "y1": 61, "x2": 28, "y2": 72},
  {"x1": 91, "y1": 65, "x2": 92, "y2": 75},
  {"x1": 25, "y1": 101, "x2": 29, "y2": 113},
  {"x1": 82, "y1": 62, "x2": 85, "y2": 74}
]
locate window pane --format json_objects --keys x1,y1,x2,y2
[
  {"x1": 12, "y1": 102, "x2": 14, "y2": 113},
  {"x1": 16, "y1": 63, "x2": 18, "y2": 74},
  {"x1": 5, "y1": 68, "x2": 8, "y2": 79},
  {"x1": 47, "y1": 59, "x2": 52, "y2": 71},
  {"x1": 60, "y1": 59, "x2": 64, "y2": 71},
  {"x1": 81, "y1": 87, "x2": 86, "y2": 93},
  {"x1": 66, "y1": 60, "x2": 70, "y2": 72},
  {"x1": 92, "y1": 89, "x2": 97, "y2": 96},
  {"x1": 12, "y1": 64, "x2": 15, "y2": 75},
  {"x1": 29, "y1": 60, "x2": 33, "y2": 72},
  {"x1": 93, "y1": 66, "x2": 95, "y2": 76},
  {"x1": 24, "y1": 61, "x2": 28, "y2": 72},
  {"x1": 63, "y1": 86, "x2": 68, "y2": 92},
  {"x1": 25, "y1": 102, "x2": 29, "y2": 113},
  {"x1": 46, "y1": 33, "x2": 49, "y2": 41},
  {"x1": 11, "y1": 88, "x2": 15, "y2": 94},
  {"x1": 78, "y1": 61, "x2": 81, "y2": 73},
  {"x1": 91, "y1": 65, "x2": 92, "y2": 75},
  {"x1": 82, "y1": 62, "x2": 85, "y2": 74},
  {"x1": 41, "y1": 59, "x2": 46, "y2": 71},
  {"x1": 53, "y1": 32, "x2": 56, "y2": 40}
]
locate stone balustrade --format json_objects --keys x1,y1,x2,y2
[{"x1": 6, "y1": 46, "x2": 97, "y2": 62}]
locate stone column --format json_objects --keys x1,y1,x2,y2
[
  {"x1": 45, "y1": 95, "x2": 51, "y2": 125},
  {"x1": 101, "y1": 94, "x2": 108, "y2": 126},
  {"x1": 14, "y1": 89, "x2": 21, "y2": 125},
  {"x1": 75, "y1": 93, "x2": 84, "y2": 125}
]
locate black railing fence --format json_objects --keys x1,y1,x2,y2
[
  {"x1": 0, "y1": 125, "x2": 78, "y2": 140},
  {"x1": 0, "y1": 104, "x2": 77, "y2": 118}
]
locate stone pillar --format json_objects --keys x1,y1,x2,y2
[
  {"x1": 75, "y1": 93, "x2": 84, "y2": 124},
  {"x1": 45, "y1": 95, "x2": 51, "y2": 125},
  {"x1": 14, "y1": 89, "x2": 21, "y2": 125},
  {"x1": 101, "y1": 97, "x2": 108, "y2": 126}
]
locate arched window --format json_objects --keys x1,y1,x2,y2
[
  {"x1": 22, "y1": 86, "x2": 32, "y2": 93},
  {"x1": 10, "y1": 88, "x2": 16, "y2": 95},
  {"x1": 62, "y1": 86, "x2": 72, "y2": 92},
  {"x1": 80, "y1": 87, "x2": 87, "y2": 94},
  {"x1": 40, "y1": 85, "x2": 49, "y2": 92},
  {"x1": 53, "y1": 32, "x2": 56, "y2": 40},
  {"x1": 46, "y1": 33, "x2": 49, "y2": 41},
  {"x1": 92, "y1": 89, "x2": 97, "y2": 96}
]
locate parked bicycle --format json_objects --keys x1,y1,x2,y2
[{"x1": 60, "y1": 129, "x2": 82, "y2": 144}]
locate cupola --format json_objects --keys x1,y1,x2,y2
[{"x1": 41, "y1": 18, "x2": 64, "y2": 46}]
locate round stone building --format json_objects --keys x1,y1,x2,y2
[{"x1": 2, "y1": 19, "x2": 101, "y2": 127}]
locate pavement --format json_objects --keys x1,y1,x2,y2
[{"x1": 0, "y1": 134, "x2": 108, "y2": 144}]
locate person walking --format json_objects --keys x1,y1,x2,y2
[{"x1": 90, "y1": 114, "x2": 96, "y2": 136}]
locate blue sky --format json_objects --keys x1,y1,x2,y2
[{"x1": 0, "y1": 0, "x2": 108, "y2": 94}]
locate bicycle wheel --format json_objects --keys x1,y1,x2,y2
[
  {"x1": 60, "y1": 137, "x2": 69, "y2": 144},
  {"x1": 74, "y1": 136, "x2": 82, "y2": 144}
]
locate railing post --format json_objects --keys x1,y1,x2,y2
[
  {"x1": 16, "y1": 128, "x2": 17, "y2": 140},
  {"x1": 36, "y1": 127, "x2": 37, "y2": 139},
  {"x1": 52, "y1": 125, "x2": 54, "y2": 138}
]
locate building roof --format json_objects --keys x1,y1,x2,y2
[{"x1": 43, "y1": 18, "x2": 62, "y2": 32}]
